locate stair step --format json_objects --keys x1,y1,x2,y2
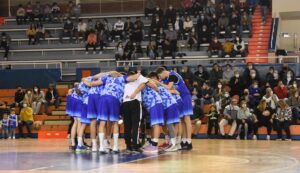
[
  {"x1": 51, "y1": 110, "x2": 66, "y2": 116},
  {"x1": 44, "y1": 120, "x2": 71, "y2": 125},
  {"x1": 40, "y1": 125, "x2": 69, "y2": 131},
  {"x1": 60, "y1": 102, "x2": 67, "y2": 106},
  {"x1": 248, "y1": 45, "x2": 269, "y2": 49},
  {"x1": 246, "y1": 57, "x2": 269, "y2": 64}
]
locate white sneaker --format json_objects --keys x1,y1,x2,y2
[
  {"x1": 236, "y1": 135, "x2": 240, "y2": 140},
  {"x1": 13, "y1": 136, "x2": 16, "y2": 139},
  {"x1": 85, "y1": 51, "x2": 89, "y2": 55},
  {"x1": 92, "y1": 145, "x2": 98, "y2": 152},
  {"x1": 93, "y1": 51, "x2": 96, "y2": 55},
  {"x1": 165, "y1": 145, "x2": 178, "y2": 152},
  {"x1": 244, "y1": 136, "x2": 247, "y2": 140},
  {"x1": 253, "y1": 135, "x2": 257, "y2": 140},
  {"x1": 176, "y1": 143, "x2": 182, "y2": 150},
  {"x1": 99, "y1": 148, "x2": 109, "y2": 154},
  {"x1": 99, "y1": 51, "x2": 103, "y2": 55},
  {"x1": 8, "y1": 137, "x2": 11, "y2": 139},
  {"x1": 266, "y1": 135, "x2": 270, "y2": 140}
]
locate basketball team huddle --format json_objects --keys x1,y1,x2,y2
[{"x1": 66, "y1": 67, "x2": 193, "y2": 154}]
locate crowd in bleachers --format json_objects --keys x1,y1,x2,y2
[{"x1": 0, "y1": 0, "x2": 273, "y2": 61}]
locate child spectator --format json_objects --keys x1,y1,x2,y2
[
  {"x1": 8, "y1": 109, "x2": 18, "y2": 139},
  {"x1": 1, "y1": 113, "x2": 9, "y2": 139},
  {"x1": 26, "y1": 24, "x2": 36, "y2": 45},
  {"x1": 248, "y1": 80, "x2": 261, "y2": 106},
  {"x1": 18, "y1": 103, "x2": 34, "y2": 138},
  {"x1": 85, "y1": 30, "x2": 97, "y2": 55},
  {"x1": 236, "y1": 101, "x2": 253, "y2": 140},
  {"x1": 207, "y1": 104, "x2": 220, "y2": 138}
]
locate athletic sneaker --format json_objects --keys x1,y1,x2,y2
[
  {"x1": 142, "y1": 141, "x2": 151, "y2": 149},
  {"x1": 252, "y1": 135, "x2": 257, "y2": 140},
  {"x1": 158, "y1": 143, "x2": 169, "y2": 150},
  {"x1": 236, "y1": 135, "x2": 240, "y2": 140},
  {"x1": 176, "y1": 143, "x2": 182, "y2": 150},
  {"x1": 112, "y1": 149, "x2": 120, "y2": 154},
  {"x1": 143, "y1": 145, "x2": 158, "y2": 153},
  {"x1": 131, "y1": 148, "x2": 143, "y2": 154},
  {"x1": 92, "y1": 145, "x2": 98, "y2": 152},
  {"x1": 186, "y1": 143, "x2": 193, "y2": 150},
  {"x1": 181, "y1": 142, "x2": 188, "y2": 150},
  {"x1": 266, "y1": 135, "x2": 270, "y2": 140},
  {"x1": 285, "y1": 139, "x2": 292, "y2": 141},
  {"x1": 165, "y1": 145, "x2": 178, "y2": 152},
  {"x1": 99, "y1": 148, "x2": 109, "y2": 154},
  {"x1": 76, "y1": 146, "x2": 88, "y2": 152}
]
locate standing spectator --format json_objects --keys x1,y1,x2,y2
[
  {"x1": 232, "y1": 36, "x2": 246, "y2": 57},
  {"x1": 131, "y1": 24, "x2": 143, "y2": 43},
  {"x1": 112, "y1": 18, "x2": 125, "y2": 41},
  {"x1": 59, "y1": 18, "x2": 74, "y2": 43},
  {"x1": 222, "y1": 64, "x2": 234, "y2": 82},
  {"x1": 33, "y1": 1, "x2": 44, "y2": 22},
  {"x1": 274, "y1": 100, "x2": 292, "y2": 140},
  {"x1": 8, "y1": 109, "x2": 18, "y2": 139},
  {"x1": 222, "y1": 38, "x2": 234, "y2": 58},
  {"x1": 265, "y1": 66, "x2": 275, "y2": 84},
  {"x1": 32, "y1": 86, "x2": 45, "y2": 115},
  {"x1": 209, "y1": 63, "x2": 223, "y2": 88},
  {"x1": 76, "y1": 19, "x2": 87, "y2": 43},
  {"x1": 1, "y1": 113, "x2": 9, "y2": 139},
  {"x1": 191, "y1": 99, "x2": 204, "y2": 137},
  {"x1": 280, "y1": 64, "x2": 295, "y2": 81},
  {"x1": 181, "y1": 0, "x2": 193, "y2": 14},
  {"x1": 35, "y1": 23, "x2": 45, "y2": 44},
  {"x1": 16, "y1": 4, "x2": 26, "y2": 25},
  {"x1": 18, "y1": 103, "x2": 34, "y2": 138},
  {"x1": 85, "y1": 30, "x2": 97, "y2": 54},
  {"x1": 26, "y1": 24, "x2": 36, "y2": 45},
  {"x1": 0, "y1": 32, "x2": 11, "y2": 60},
  {"x1": 165, "y1": 26, "x2": 178, "y2": 56},
  {"x1": 197, "y1": 12, "x2": 209, "y2": 34},
  {"x1": 194, "y1": 65, "x2": 209, "y2": 85},
  {"x1": 25, "y1": 2, "x2": 34, "y2": 22},
  {"x1": 197, "y1": 25, "x2": 210, "y2": 49},
  {"x1": 240, "y1": 11, "x2": 252, "y2": 36},
  {"x1": 229, "y1": 70, "x2": 245, "y2": 97},
  {"x1": 51, "y1": 2, "x2": 61, "y2": 22},
  {"x1": 219, "y1": 97, "x2": 239, "y2": 138},
  {"x1": 45, "y1": 84, "x2": 60, "y2": 115},
  {"x1": 207, "y1": 37, "x2": 223, "y2": 59},
  {"x1": 207, "y1": 104, "x2": 220, "y2": 138},
  {"x1": 259, "y1": 0, "x2": 270, "y2": 24},
  {"x1": 144, "y1": 0, "x2": 156, "y2": 18},
  {"x1": 253, "y1": 99, "x2": 274, "y2": 140},
  {"x1": 23, "y1": 89, "x2": 33, "y2": 107},
  {"x1": 236, "y1": 100, "x2": 253, "y2": 140},
  {"x1": 115, "y1": 42, "x2": 124, "y2": 60},
  {"x1": 274, "y1": 81, "x2": 289, "y2": 100}
]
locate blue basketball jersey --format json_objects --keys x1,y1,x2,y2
[
  {"x1": 157, "y1": 86, "x2": 177, "y2": 109},
  {"x1": 163, "y1": 71, "x2": 191, "y2": 97},
  {"x1": 101, "y1": 75, "x2": 128, "y2": 103},
  {"x1": 8, "y1": 114, "x2": 17, "y2": 128},
  {"x1": 2, "y1": 119, "x2": 8, "y2": 128},
  {"x1": 172, "y1": 93, "x2": 182, "y2": 104},
  {"x1": 78, "y1": 77, "x2": 92, "y2": 104},
  {"x1": 88, "y1": 75, "x2": 109, "y2": 95},
  {"x1": 142, "y1": 86, "x2": 163, "y2": 111}
]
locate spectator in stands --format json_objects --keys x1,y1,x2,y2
[
  {"x1": 236, "y1": 100, "x2": 253, "y2": 140},
  {"x1": 191, "y1": 99, "x2": 204, "y2": 137},
  {"x1": 174, "y1": 14, "x2": 184, "y2": 39},
  {"x1": 76, "y1": 19, "x2": 87, "y2": 43},
  {"x1": 165, "y1": 5, "x2": 176, "y2": 24},
  {"x1": 132, "y1": 42, "x2": 143, "y2": 59},
  {"x1": 146, "y1": 40, "x2": 158, "y2": 60},
  {"x1": 150, "y1": 16, "x2": 163, "y2": 36},
  {"x1": 280, "y1": 64, "x2": 295, "y2": 81},
  {"x1": 200, "y1": 81, "x2": 214, "y2": 107},
  {"x1": 165, "y1": 26, "x2": 178, "y2": 54},
  {"x1": 59, "y1": 18, "x2": 74, "y2": 43},
  {"x1": 131, "y1": 24, "x2": 143, "y2": 43},
  {"x1": 161, "y1": 38, "x2": 174, "y2": 64},
  {"x1": 219, "y1": 97, "x2": 239, "y2": 138},
  {"x1": 97, "y1": 29, "x2": 106, "y2": 55},
  {"x1": 241, "y1": 88, "x2": 256, "y2": 110},
  {"x1": 181, "y1": 0, "x2": 193, "y2": 14},
  {"x1": 207, "y1": 104, "x2": 220, "y2": 138},
  {"x1": 217, "y1": 12, "x2": 230, "y2": 37},
  {"x1": 51, "y1": 2, "x2": 61, "y2": 23},
  {"x1": 144, "y1": 0, "x2": 156, "y2": 18},
  {"x1": 229, "y1": 11, "x2": 240, "y2": 35},
  {"x1": 64, "y1": 1, "x2": 74, "y2": 19},
  {"x1": 134, "y1": 17, "x2": 144, "y2": 33},
  {"x1": 274, "y1": 81, "x2": 288, "y2": 100},
  {"x1": 72, "y1": 3, "x2": 81, "y2": 21},
  {"x1": 12, "y1": 86, "x2": 25, "y2": 110},
  {"x1": 23, "y1": 89, "x2": 33, "y2": 107},
  {"x1": 207, "y1": 37, "x2": 223, "y2": 59},
  {"x1": 197, "y1": 25, "x2": 210, "y2": 50},
  {"x1": 243, "y1": 62, "x2": 260, "y2": 86},
  {"x1": 16, "y1": 4, "x2": 26, "y2": 25},
  {"x1": 259, "y1": 0, "x2": 270, "y2": 25},
  {"x1": 222, "y1": 38, "x2": 234, "y2": 58},
  {"x1": 35, "y1": 23, "x2": 45, "y2": 44},
  {"x1": 253, "y1": 99, "x2": 273, "y2": 140},
  {"x1": 124, "y1": 40, "x2": 135, "y2": 60},
  {"x1": 232, "y1": 36, "x2": 246, "y2": 57},
  {"x1": 240, "y1": 11, "x2": 252, "y2": 36},
  {"x1": 32, "y1": 86, "x2": 45, "y2": 115},
  {"x1": 269, "y1": 70, "x2": 279, "y2": 89},
  {"x1": 86, "y1": 19, "x2": 95, "y2": 36},
  {"x1": 124, "y1": 17, "x2": 134, "y2": 39},
  {"x1": 197, "y1": 12, "x2": 209, "y2": 34},
  {"x1": 43, "y1": 3, "x2": 52, "y2": 22},
  {"x1": 153, "y1": 6, "x2": 164, "y2": 19},
  {"x1": 0, "y1": 102, "x2": 10, "y2": 120},
  {"x1": 112, "y1": 18, "x2": 125, "y2": 41},
  {"x1": 282, "y1": 70, "x2": 295, "y2": 86},
  {"x1": 45, "y1": 83, "x2": 60, "y2": 115},
  {"x1": 266, "y1": 66, "x2": 275, "y2": 84},
  {"x1": 209, "y1": 13, "x2": 219, "y2": 35},
  {"x1": 194, "y1": 65, "x2": 209, "y2": 85},
  {"x1": 214, "y1": 81, "x2": 225, "y2": 103},
  {"x1": 183, "y1": 16, "x2": 193, "y2": 36},
  {"x1": 18, "y1": 103, "x2": 34, "y2": 138},
  {"x1": 274, "y1": 100, "x2": 292, "y2": 140},
  {"x1": 25, "y1": 2, "x2": 34, "y2": 22},
  {"x1": 210, "y1": 63, "x2": 223, "y2": 88},
  {"x1": 262, "y1": 87, "x2": 279, "y2": 111},
  {"x1": 85, "y1": 30, "x2": 97, "y2": 54},
  {"x1": 222, "y1": 64, "x2": 234, "y2": 83},
  {"x1": 26, "y1": 24, "x2": 36, "y2": 45},
  {"x1": 156, "y1": 27, "x2": 165, "y2": 44},
  {"x1": 0, "y1": 32, "x2": 11, "y2": 60},
  {"x1": 115, "y1": 41, "x2": 124, "y2": 61},
  {"x1": 186, "y1": 29, "x2": 198, "y2": 50},
  {"x1": 287, "y1": 90, "x2": 300, "y2": 124},
  {"x1": 33, "y1": 1, "x2": 43, "y2": 22},
  {"x1": 248, "y1": 80, "x2": 261, "y2": 106},
  {"x1": 229, "y1": 70, "x2": 244, "y2": 97}
]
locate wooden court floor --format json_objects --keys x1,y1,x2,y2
[{"x1": 0, "y1": 139, "x2": 300, "y2": 173}]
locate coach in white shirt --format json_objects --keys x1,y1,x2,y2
[{"x1": 122, "y1": 71, "x2": 148, "y2": 152}]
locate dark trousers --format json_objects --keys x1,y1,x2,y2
[
  {"x1": 122, "y1": 99, "x2": 142, "y2": 150},
  {"x1": 0, "y1": 41, "x2": 9, "y2": 58},
  {"x1": 207, "y1": 119, "x2": 219, "y2": 135},
  {"x1": 275, "y1": 120, "x2": 291, "y2": 139},
  {"x1": 44, "y1": 100, "x2": 60, "y2": 114},
  {"x1": 18, "y1": 121, "x2": 33, "y2": 137},
  {"x1": 253, "y1": 121, "x2": 272, "y2": 135},
  {"x1": 86, "y1": 43, "x2": 97, "y2": 51}
]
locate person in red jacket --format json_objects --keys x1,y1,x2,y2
[{"x1": 274, "y1": 81, "x2": 288, "y2": 99}]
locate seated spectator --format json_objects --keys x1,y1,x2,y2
[
  {"x1": 85, "y1": 30, "x2": 97, "y2": 54},
  {"x1": 72, "y1": 3, "x2": 81, "y2": 21},
  {"x1": 287, "y1": 90, "x2": 300, "y2": 124},
  {"x1": 262, "y1": 87, "x2": 279, "y2": 111},
  {"x1": 124, "y1": 17, "x2": 134, "y2": 38},
  {"x1": 214, "y1": 81, "x2": 225, "y2": 102},
  {"x1": 132, "y1": 42, "x2": 143, "y2": 59},
  {"x1": 194, "y1": 65, "x2": 209, "y2": 85},
  {"x1": 33, "y1": 1, "x2": 43, "y2": 22},
  {"x1": 248, "y1": 80, "x2": 261, "y2": 105},
  {"x1": 265, "y1": 66, "x2": 275, "y2": 84},
  {"x1": 64, "y1": 1, "x2": 75, "y2": 19},
  {"x1": 165, "y1": 5, "x2": 176, "y2": 24},
  {"x1": 76, "y1": 19, "x2": 87, "y2": 43},
  {"x1": 245, "y1": 69, "x2": 261, "y2": 88},
  {"x1": 183, "y1": 16, "x2": 193, "y2": 35},
  {"x1": 43, "y1": 3, "x2": 52, "y2": 22},
  {"x1": 150, "y1": 16, "x2": 163, "y2": 36},
  {"x1": 25, "y1": 2, "x2": 34, "y2": 22},
  {"x1": 236, "y1": 100, "x2": 254, "y2": 140},
  {"x1": 26, "y1": 24, "x2": 37, "y2": 45},
  {"x1": 218, "y1": 13, "x2": 231, "y2": 37},
  {"x1": 219, "y1": 91, "x2": 232, "y2": 111},
  {"x1": 115, "y1": 41, "x2": 124, "y2": 61},
  {"x1": 161, "y1": 39, "x2": 174, "y2": 63},
  {"x1": 0, "y1": 32, "x2": 11, "y2": 60},
  {"x1": 59, "y1": 18, "x2": 74, "y2": 43},
  {"x1": 274, "y1": 100, "x2": 292, "y2": 141},
  {"x1": 207, "y1": 104, "x2": 220, "y2": 138},
  {"x1": 144, "y1": 0, "x2": 156, "y2": 18},
  {"x1": 174, "y1": 15, "x2": 184, "y2": 39},
  {"x1": 240, "y1": 11, "x2": 252, "y2": 36},
  {"x1": 253, "y1": 99, "x2": 274, "y2": 140},
  {"x1": 197, "y1": 12, "x2": 209, "y2": 34},
  {"x1": 232, "y1": 36, "x2": 246, "y2": 57},
  {"x1": 282, "y1": 70, "x2": 295, "y2": 86},
  {"x1": 240, "y1": 88, "x2": 256, "y2": 110},
  {"x1": 229, "y1": 11, "x2": 240, "y2": 35},
  {"x1": 51, "y1": 2, "x2": 61, "y2": 22},
  {"x1": 222, "y1": 64, "x2": 234, "y2": 83},
  {"x1": 280, "y1": 64, "x2": 295, "y2": 80},
  {"x1": 181, "y1": 0, "x2": 193, "y2": 14},
  {"x1": 131, "y1": 24, "x2": 143, "y2": 43},
  {"x1": 222, "y1": 38, "x2": 234, "y2": 58},
  {"x1": 111, "y1": 18, "x2": 125, "y2": 41},
  {"x1": 270, "y1": 70, "x2": 279, "y2": 89},
  {"x1": 23, "y1": 89, "x2": 33, "y2": 107},
  {"x1": 200, "y1": 81, "x2": 214, "y2": 107},
  {"x1": 219, "y1": 97, "x2": 239, "y2": 138},
  {"x1": 124, "y1": 40, "x2": 135, "y2": 60},
  {"x1": 16, "y1": 4, "x2": 26, "y2": 25},
  {"x1": 134, "y1": 17, "x2": 144, "y2": 33},
  {"x1": 243, "y1": 62, "x2": 260, "y2": 84},
  {"x1": 209, "y1": 63, "x2": 223, "y2": 88},
  {"x1": 12, "y1": 86, "x2": 25, "y2": 110},
  {"x1": 32, "y1": 86, "x2": 45, "y2": 115},
  {"x1": 45, "y1": 84, "x2": 60, "y2": 115},
  {"x1": 207, "y1": 37, "x2": 223, "y2": 58},
  {"x1": 147, "y1": 40, "x2": 158, "y2": 60},
  {"x1": 186, "y1": 29, "x2": 198, "y2": 50},
  {"x1": 274, "y1": 81, "x2": 288, "y2": 100},
  {"x1": 191, "y1": 99, "x2": 204, "y2": 137},
  {"x1": 209, "y1": 13, "x2": 219, "y2": 35},
  {"x1": 229, "y1": 70, "x2": 245, "y2": 97},
  {"x1": 18, "y1": 103, "x2": 34, "y2": 138},
  {"x1": 35, "y1": 23, "x2": 45, "y2": 44},
  {"x1": 87, "y1": 19, "x2": 96, "y2": 35},
  {"x1": 153, "y1": 6, "x2": 164, "y2": 19},
  {"x1": 197, "y1": 25, "x2": 210, "y2": 50}
]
